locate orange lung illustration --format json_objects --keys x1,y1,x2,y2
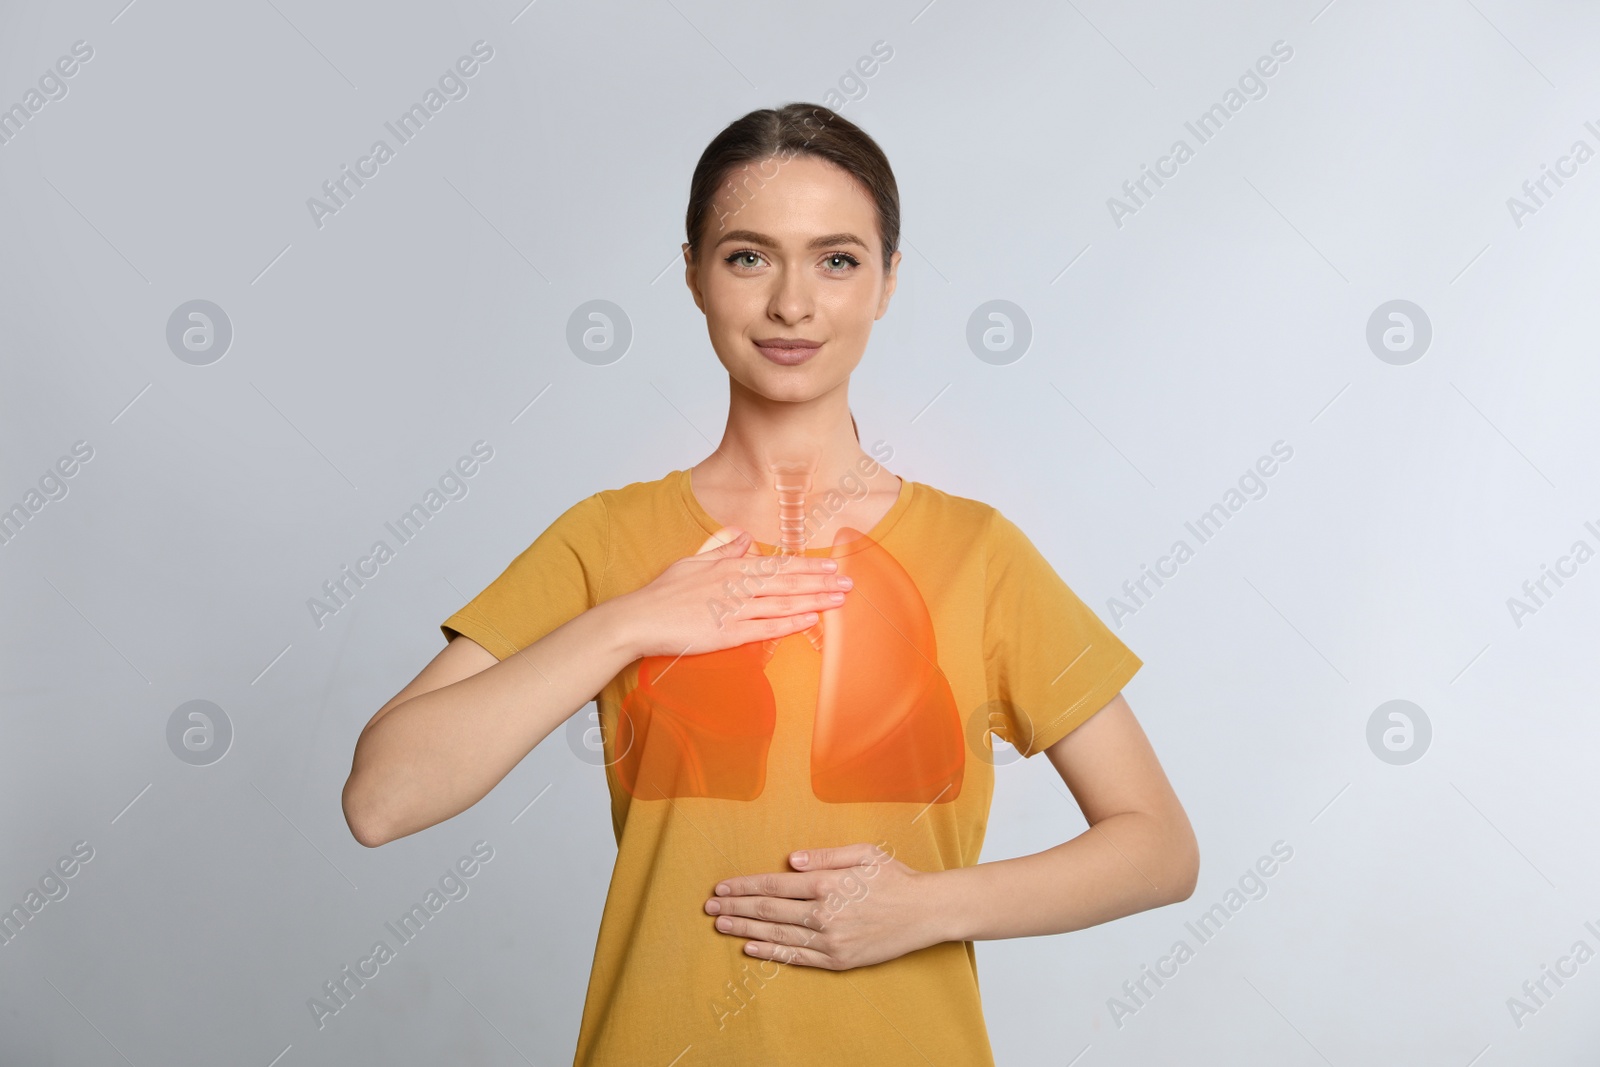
[
  {"x1": 615, "y1": 528, "x2": 963, "y2": 804},
  {"x1": 616, "y1": 641, "x2": 776, "y2": 801},
  {"x1": 812, "y1": 529, "x2": 964, "y2": 804}
]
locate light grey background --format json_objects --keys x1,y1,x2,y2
[{"x1": 3, "y1": 0, "x2": 1598, "y2": 1063}]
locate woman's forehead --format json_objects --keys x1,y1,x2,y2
[{"x1": 708, "y1": 154, "x2": 879, "y2": 246}]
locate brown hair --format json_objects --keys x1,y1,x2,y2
[
  {"x1": 684, "y1": 102, "x2": 900, "y2": 274},
  {"x1": 687, "y1": 104, "x2": 897, "y2": 446}
]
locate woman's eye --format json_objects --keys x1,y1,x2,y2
[{"x1": 724, "y1": 250, "x2": 859, "y2": 272}]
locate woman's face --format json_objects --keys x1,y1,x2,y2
[{"x1": 684, "y1": 153, "x2": 901, "y2": 405}]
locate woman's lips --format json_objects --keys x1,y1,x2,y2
[{"x1": 754, "y1": 341, "x2": 821, "y2": 366}]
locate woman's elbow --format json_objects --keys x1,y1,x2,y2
[
  {"x1": 1164, "y1": 816, "x2": 1201, "y2": 903},
  {"x1": 342, "y1": 772, "x2": 391, "y2": 849}
]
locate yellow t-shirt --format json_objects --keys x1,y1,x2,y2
[{"x1": 440, "y1": 466, "x2": 1141, "y2": 1066}]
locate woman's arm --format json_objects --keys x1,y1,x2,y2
[
  {"x1": 930, "y1": 692, "x2": 1199, "y2": 941},
  {"x1": 703, "y1": 692, "x2": 1198, "y2": 969},
  {"x1": 342, "y1": 529, "x2": 843, "y2": 849},
  {"x1": 341, "y1": 597, "x2": 638, "y2": 848}
]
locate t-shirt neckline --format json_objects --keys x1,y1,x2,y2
[{"x1": 676, "y1": 465, "x2": 915, "y2": 557}]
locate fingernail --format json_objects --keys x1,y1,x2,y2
[
  {"x1": 705, "y1": 899, "x2": 721, "y2": 914},
  {"x1": 837, "y1": 575, "x2": 853, "y2": 588},
  {"x1": 715, "y1": 883, "x2": 730, "y2": 896},
  {"x1": 716, "y1": 916, "x2": 732, "y2": 931},
  {"x1": 792, "y1": 851, "x2": 808, "y2": 868}
]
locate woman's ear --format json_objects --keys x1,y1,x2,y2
[
  {"x1": 683, "y1": 241, "x2": 706, "y2": 314},
  {"x1": 875, "y1": 249, "x2": 902, "y2": 319}
]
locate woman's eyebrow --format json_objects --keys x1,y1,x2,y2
[{"x1": 715, "y1": 229, "x2": 868, "y2": 250}]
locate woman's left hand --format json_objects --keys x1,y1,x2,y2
[{"x1": 704, "y1": 842, "x2": 947, "y2": 970}]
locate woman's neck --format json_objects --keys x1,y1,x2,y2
[{"x1": 689, "y1": 446, "x2": 900, "y2": 550}]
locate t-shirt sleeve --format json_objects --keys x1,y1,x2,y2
[
  {"x1": 982, "y1": 508, "x2": 1142, "y2": 758},
  {"x1": 439, "y1": 492, "x2": 610, "y2": 660}
]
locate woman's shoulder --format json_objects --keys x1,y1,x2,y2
[
  {"x1": 590, "y1": 467, "x2": 682, "y2": 510},
  {"x1": 899, "y1": 476, "x2": 1003, "y2": 536},
  {"x1": 527, "y1": 470, "x2": 680, "y2": 538},
  {"x1": 577, "y1": 468, "x2": 700, "y2": 541}
]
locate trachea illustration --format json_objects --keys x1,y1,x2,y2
[{"x1": 766, "y1": 460, "x2": 824, "y2": 657}]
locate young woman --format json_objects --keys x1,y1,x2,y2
[{"x1": 342, "y1": 103, "x2": 1198, "y2": 1066}]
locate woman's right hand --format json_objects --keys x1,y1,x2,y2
[{"x1": 614, "y1": 527, "x2": 854, "y2": 660}]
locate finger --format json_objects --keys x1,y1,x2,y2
[
  {"x1": 730, "y1": 591, "x2": 844, "y2": 622},
  {"x1": 707, "y1": 894, "x2": 821, "y2": 929},
  {"x1": 790, "y1": 842, "x2": 887, "y2": 871},
  {"x1": 714, "y1": 871, "x2": 814, "y2": 900},
  {"x1": 753, "y1": 569, "x2": 852, "y2": 595},
  {"x1": 712, "y1": 911, "x2": 825, "y2": 950},
  {"x1": 722, "y1": 612, "x2": 820, "y2": 643},
  {"x1": 730, "y1": 552, "x2": 839, "y2": 576},
  {"x1": 741, "y1": 939, "x2": 831, "y2": 969}
]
